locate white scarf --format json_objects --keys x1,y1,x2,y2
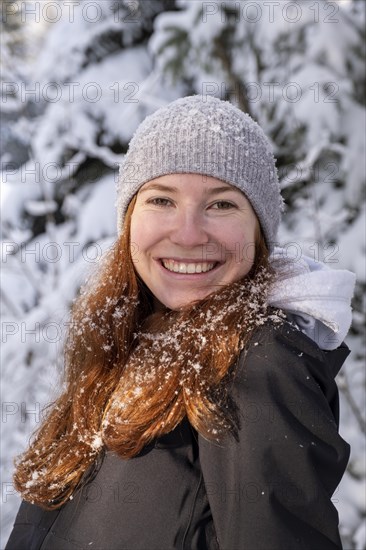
[{"x1": 268, "y1": 247, "x2": 356, "y2": 351}]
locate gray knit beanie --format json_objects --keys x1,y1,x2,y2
[{"x1": 117, "y1": 95, "x2": 283, "y2": 249}]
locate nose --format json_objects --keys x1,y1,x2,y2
[{"x1": 169, "y1": 207, "x2": 209, "y2": 248}]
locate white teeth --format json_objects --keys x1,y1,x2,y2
[{"x1": 162, "y1": 260, "x2": 215, "y2": 274}]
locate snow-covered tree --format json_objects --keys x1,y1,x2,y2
[{"x1": 1, "y1": 0, "x2": 365, "y2": 547}]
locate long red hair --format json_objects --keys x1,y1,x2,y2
[{"x1": 13, "y1": 198, "x2": 275, "y2": 509}]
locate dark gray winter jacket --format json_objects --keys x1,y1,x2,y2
[{"x1": 6, "y1": 320, "x2": 350, "y2": 550}]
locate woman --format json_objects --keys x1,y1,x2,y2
[{"x1": 6, "y1": 95, "x2": 354, "y2": 549}]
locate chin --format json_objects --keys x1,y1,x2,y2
[{"x1": 162, "y1": 292, "x2": 213, "y2": 311}]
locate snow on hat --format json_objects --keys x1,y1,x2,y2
[{"x1": 117, "y1": 95, "x2": 283, "y2": 249}]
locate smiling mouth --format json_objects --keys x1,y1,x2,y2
[{"x1": 161, "y1": 259, "x2": 218, "y2": 274}]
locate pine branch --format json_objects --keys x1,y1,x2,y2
[{"x1": 212, "y1": 35, "x2": 251, "y2": 115}]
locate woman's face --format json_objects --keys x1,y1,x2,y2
[{"x1": 130, "y1": 174, "x2": 259, "y2": 310}]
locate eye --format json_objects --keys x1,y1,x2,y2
[
  {"x1": 210, "y1": 200, "x2": 236, "y2": 210},
  {"x1": 146, "y1": 197, "x2": 174, "y2": 207}
]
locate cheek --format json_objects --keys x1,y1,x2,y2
[
  {"x1": 129, "y1": 214, "x2": 147, "y2": 266},
  {"x1": 230, "y1": 231, "x2": 257, "y2": 280},
  {"x1": 243, "y1": 222, "x2": 259, "y2": 263},
  {"x1": 130, "y1": 212, "x2": 164, "y2": 268},
  {"x1": 222, "y1": 222, "x2": 257, "y2": 261},
  {"x1": 129, "y1": 218, "x2": 140, "y2": 249},
  {"x1": 130, "y1": 209, "x2": 153, "y2": 248},
  {"x1": 241, "y1": 240, "x2": 256, "y2": 265}
]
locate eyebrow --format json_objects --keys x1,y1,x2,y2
[
  {"x1": 138, "y1": 183, "x2": 178, "y2": 194},
  {"x1": 138, "y1": 183, "x2": 243, "y2": 196},
  {"x1": 206, "y1": 186, "x2": 243, "y2": 196}
]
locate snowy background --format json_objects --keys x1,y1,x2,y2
[{"x1": 1, "y1": 0, "x2": 365, "y2": 547}]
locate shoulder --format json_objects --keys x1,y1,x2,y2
[
  {"x1": 234, "y1": 313, "x2": 350, "y2": 404},
  {"x1": 242, "y1": 313, "x2": 349, "y2": 374}
]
